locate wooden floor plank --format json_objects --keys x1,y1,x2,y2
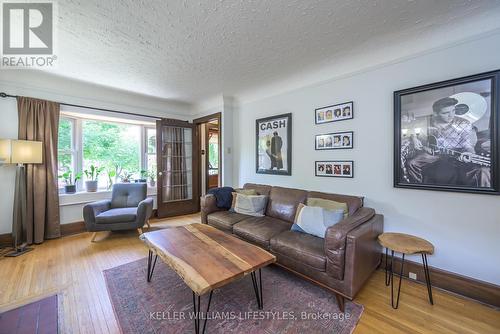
[{"x1": 0, "y1": 213, "x2": 498, "y2": 334}]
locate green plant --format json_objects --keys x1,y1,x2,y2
[
  {"x1": 107, "y1": 169, "x2": 117, "y2": 189},
  {"x1": 121, "y1": 171, "x2": 134, "y2": 182},
  {"x1": 140, "y1": 169, "x2": 148, "y2": 179},
  {"x1": 84, "y1": 164, "x2": 104, "y2": 181},
  {"x1": 58, "y1": 170, "x2": 82, "y2": 185},
  {"x1": 148, "y1": 168, "x2": 156, "y2": 182}
]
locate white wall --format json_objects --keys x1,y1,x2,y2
[
  {"x1": 233, "y1": 32, "x2": 500, "y2": 285},
  {"x1": 0, "y1": 75, "x2": 191, "y2": 233}
]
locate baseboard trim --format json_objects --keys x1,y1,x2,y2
[
  {"x1": 380, "y1": 253, "x2": 500, "y2": 308},
  {"x1": 0, "y1": 233, "x2": 13, "y2": 248},
  {"x1": 60, "y1": 221, "x2": 86, "y2": 236}
]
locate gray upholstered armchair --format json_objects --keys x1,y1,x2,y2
[{"x1": 83, "y1": 183, "x2": 154, "y2": 242}]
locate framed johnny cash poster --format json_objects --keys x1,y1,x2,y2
[
  {"x1": 394, "y1": 70, "x2": 500, "y2": 194},
  {"x1": 256, "y1": 113, "x2": 292, "y2": 175}
]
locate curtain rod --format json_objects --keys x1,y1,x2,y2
[{"x1": 0, "y1": 92, "x2": 162, "y2": 120}]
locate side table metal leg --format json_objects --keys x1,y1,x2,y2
[
  {"x1": 421, "y1": 253, "x2": 434, "y2": 305},
  {"x1": 384, "y1": 247, "x2": 391, "y2": 286},
  {"x1": 390, "y1": 251, "x2": 405, "y2": 309}
]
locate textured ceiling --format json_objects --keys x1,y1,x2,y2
[{"x1": 47, "y1": 0, "x2": 500, "y2": 104}]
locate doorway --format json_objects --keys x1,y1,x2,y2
[{"x1": 193, "y1": 113, "x2": 222, "y2": 196}]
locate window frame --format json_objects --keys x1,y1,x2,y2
[{"x1": 58, "y1": 113, "x2": 156, "y2": 193}]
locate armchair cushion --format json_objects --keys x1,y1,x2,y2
[
  {"x1": 96, "y1": 207, "x2": 137, "y2": 224},
  {"x1": 111, "y1": 183, "x2": 147, "y2": 208},
  {"x1": 83, "y1": 199, "x2": 111, "y2": 224}
]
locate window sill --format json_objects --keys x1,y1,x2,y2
[{"x1": 59, "y1": 187, "x2": 157, "y2": 206}]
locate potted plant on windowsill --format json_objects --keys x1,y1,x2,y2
[
  {"x1": 84, "y1": 165, "x2": 104, "y2": 192},
  {"x1": 148, "y1": 167, "x2": 156, "y2": 187},
  {"x1": 59, "y1": 170, "x2": 82, "y2": 194},
  {"x1": 121, "y1": 171, "x2": 133, "y2": 183},
  {"x1": 135, "y1": 169, "x2": 147, "y2": 183}
]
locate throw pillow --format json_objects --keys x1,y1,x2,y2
[
  {"x1": 291, "y1": 203, "x2": 344, "y2": 238},
  {"x1": 307, "y1": 197, "x2": 349, "y2": 219},
  {"x1": 232, "y1": 193, "x2": 268, "y2": 217},
  {"x1": 230, "y1": 188, "x2": 259, "y2": 211}
]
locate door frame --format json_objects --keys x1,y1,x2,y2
[
  {"x1": 156, "y1": 118, "x2": 200, "y2": 217},
  {"x1": 193, "y1": 112, "x2": 222, "y2": 194}
]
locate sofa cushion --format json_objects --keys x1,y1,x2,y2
[
  {"x1": 207, "y1": 211, "x2": 252, "y2": 232},
  {"x1": 243, "y1": 183, "x2": 272, "y2": 196},
  {"x1": 266, "y1": 187, "x2": 308, "y2": 223},
  {"x1": 232, "y1": 193, "x2": 268, "y2": 216},
  {"x1": 233, "y1": 216, "x2": 291, "y2": 249},
  {"x1": 308, "y1": 191, "x2": 363, "y2": 216},
  {"x1": 96, "y1": 207, "x2": 137, "y2": 224},
  {"x1": 271, "y1": 230, "x2": 326, "y2": 271}
]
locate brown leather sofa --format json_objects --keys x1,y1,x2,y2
[{"x1": 200, "y1": 183, "x2": 383, "y2": 311}]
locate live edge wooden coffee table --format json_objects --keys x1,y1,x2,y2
[{"x1": 140, "y1": 223, "x2": 276, "y2": 334}]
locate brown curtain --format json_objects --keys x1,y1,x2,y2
[
  {"x1": 17, "y1": 97, "x2": 61, "y2": 244},
  {"x1": 163, "y1": 126, "x2": 188, "y2": 201}
]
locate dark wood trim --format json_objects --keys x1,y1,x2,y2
[
  {"x1": 61, "y1": 222, "x2": 86, "y2": 236},
  {"x1": 193, "y1": 112, "x2": 222, "y2": 125},
  {"x1": 193, "y1": 112, "x2": 222, "y2": 193},
  {"x1": 380, "y1": 253, "x2": 500, "y2": 308},
  {"x1": 0, "y1": 233, "x2": 13, "y2": 248}
]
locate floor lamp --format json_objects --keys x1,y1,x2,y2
[{"x1": 0, "y1": 139, "x2": 43, "y2": 257}]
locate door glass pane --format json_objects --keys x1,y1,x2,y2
[{"x1": 161, "y1": 126, "x2": 193, "y2": 202}]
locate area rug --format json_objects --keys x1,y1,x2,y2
[
  {"x1": 104, "y1": 258, "x2": 363, "y2": 333},
  {"x1": 0, "y1": 295, "x2": 58, "y2": 334}
]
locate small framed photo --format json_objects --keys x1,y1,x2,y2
[
  {"x1": 315, "y1": 131, "x2": 353, "y2": 150},
  {"x1": 315, "y1": 161, "x2": 354, "y2": 178},
  {"x1": 315, "y1": 101, "x2": 353, "y2": 124}
]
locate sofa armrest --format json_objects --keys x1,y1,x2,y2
[
  {"x1": 83, "y1": 200, "x2": 111, "y2": 227},
  {"x1": 324, "y1": 207, "x2": 375, "y2": 280},
  {"x1": 343, "y1": 214, "x2": 384, "y2": 298},
  {"x1": 200, "y1": 194, "x2": 226, "y2": 224},
  {"x1": 136, "y1": 197, "x2": 154, "y2": 227}
]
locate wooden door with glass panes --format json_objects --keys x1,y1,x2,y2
[{"x1": 156, "y1": 119, "x2": 199, "y2": 217}]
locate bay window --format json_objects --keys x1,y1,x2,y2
[{"x1": 57, "y1": 111, "x2": 156, "y2": 193}]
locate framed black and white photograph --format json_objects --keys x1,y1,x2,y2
[
  {"x1": 315, "y1": 101, "x2": 353, "y2": 124},
  {"x1": 315, "y1": 131, "x2": 353, "y2": 150},
  {"x1": 315, "y1": 160, "x2": 353, "y2": 178},
  {"x1": 256, "y1": 113, "x2": 292, "y2": 175},
  {"x1": 394, "y1": 70, "x2": 500, "y2": 194}
]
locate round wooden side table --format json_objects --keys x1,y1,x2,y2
[{"x1": 378, "y1": 232, "x2": 434, "y2": 309}]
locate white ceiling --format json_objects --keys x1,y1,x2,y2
[{"x1": 43, "y1": 0, "x2": 500, "y2": 104}]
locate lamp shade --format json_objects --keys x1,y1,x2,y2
[{"x1": 0, "y1": 139, "x2": 43, "y2": 164}]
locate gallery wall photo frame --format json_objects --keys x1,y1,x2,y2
[
  {"x1": 315, "y1": 101, "x2": 354, "y2": 124},
  {"x1": 394, "y1": 69, "x2": 500, "y2": 195},
  {"x1": 256, "y1": 113, "x2": 292, "y2": 175},
  {"x1": 315, "y1": 160, "x2": 354, "y2": 178},
  {"x1": 315, "y1": 131, "x2": 353, "y2": 150}
]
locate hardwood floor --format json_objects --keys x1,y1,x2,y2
[{"x1": 0, "y1": 214, "x2": 498, "y2": 334}]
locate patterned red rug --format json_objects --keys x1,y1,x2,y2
[
  {"x1": 0, "y1": 295, "x2": 58, "y2": 334},
  {"x1": 104, "y1": 258, "x2": 363, "y2": 333}
]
